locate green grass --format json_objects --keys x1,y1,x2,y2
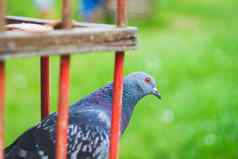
[{"x1": 5, "y1": 0, "x2": 238, "y2": 158}]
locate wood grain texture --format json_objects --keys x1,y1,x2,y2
[
  {"x1": 6, "y1": 16, "x2": 115, "y2": 28},
  {"x1": 0, "y1": 26, "x2": 137, "y2": 59}
]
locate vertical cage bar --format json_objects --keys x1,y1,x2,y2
[
  {"x1": 109, "y1": 52, "x2": 125, "y2": 159},
  {"x1": 55, "y1": 55, "x2": 70, "y2": 159},
  {"x1": 0, "y1": 62, "x2": 5, "y2": 159},
  {"x1": 62, "y1": 0, "x2": 72, "y2": 29},
  {"x1": 0, "y1": 0, "x2": 5, "y2": 158},
  {"x1": 116, "y1": 0, "x2": 127, "y2": 27},
  {"x1": 55, "y1": 0, "x2": 72, "y2": 159},
  {"x1": 40, "y1": 56, "x2": 50, "y2": 120},
  {"x1": 109, "y1": 0, "x2": 127, "y2": 158}
]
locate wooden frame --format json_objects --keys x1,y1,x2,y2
[{"x1": 0, "y1": 16, "x2": 137, "y2": 60}]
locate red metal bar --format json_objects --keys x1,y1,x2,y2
[
  {"x1": 0, "y1": 61, "x2": 5, "y2": 159},
  {"x1": 55, "y1": 1, "x2": 72, "y2": 159},
  {"x1": 0, "y1": 0, "x2": 5, "y2": 158},
  {"x1": 109, "y1": 52, "x2": 125, "y2": 159},
  {"x1": 40, "y1": 56, "x2": 50, "y2": 120},
  {"x1": 109, "y1": 0, "x2": 127, "y2": 158},
  {"x1": 62, "y1": 0, "x2": 72, "y2": 29},
  {"x1": 55, "y1": 55, "x2": 70, "y2": 159},
  {"x1": 116, "y1": 0, "x2": 127, "y2": 27}
]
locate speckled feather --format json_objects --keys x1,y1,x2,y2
[{"x1": 4, "y1": 72, "x2": 160, "y2": 159}]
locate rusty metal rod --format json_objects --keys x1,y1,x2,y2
[
  {"x1": 109, "y1": 52, "x2": 125, "y2": 159},
  {"x1": 0, "y1": 0, "x2": 5, "y2": 32},
  {"x1": 116, "y1": 0, "x2": 127, "y2": 27},
  {"x1": 0, "y1": 61, "x2": 4, "y2": 159},
  {"x1": 62, "y1": 0, "x2": 72, "y2": 29},
  {"x1": 55, "y1": 0, "x2": 72, "y2": 159},
  {"x1": 109, "y1": 0, "x2": 127, "y2": 158},
  {"x1": 0, "y1": 61, "x2": 5, "y2": 159},
  {"x1": 0, "y1": 0, "x2": 5, "y2": 158},
  {"x1": 40, "y1": 56, "x2": 50, "y2": 120},
  {"x1": 55, "y1": 55, "x2": 70, "y2": 159}
]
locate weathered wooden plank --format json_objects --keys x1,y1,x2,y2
[
  {"x1": 0, "y1": 27, "x2": 137, "y2": 59},
  {"x1": 6, "y1": 23, "x2": 53, "y2": 32},
  {"x1": 6, "y1": 16, "x2": 115, "y2": 28}
]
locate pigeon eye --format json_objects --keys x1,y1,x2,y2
[{"x1": 144, "y1": 77, "x2": 151, "y2": 83}]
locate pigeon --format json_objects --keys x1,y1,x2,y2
[{"x1": 5, "y1": 72, "x2": 161, "y2": 159}]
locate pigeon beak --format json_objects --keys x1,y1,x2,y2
[{"x1": 151, "y1": 87, "x2": 161, "y2": 100}]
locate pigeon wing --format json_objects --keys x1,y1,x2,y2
[{"x1": 5, "y1": 109, "x2": 110, "y2": 159}]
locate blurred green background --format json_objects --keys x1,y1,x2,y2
[{"x1": 5, "y1": 0, "x2": 238, "y2": 159}]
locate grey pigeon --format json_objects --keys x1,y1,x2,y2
[{"x1": 5, "y1": 72, "x2": 161, "y2": 159}]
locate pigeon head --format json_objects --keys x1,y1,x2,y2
[
  {"x1": 120, "y1": 72, "x2": 161, "y2": 133},
  {"x1": 124, "y1": 72, "x2": 161, "y2": 100}
]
